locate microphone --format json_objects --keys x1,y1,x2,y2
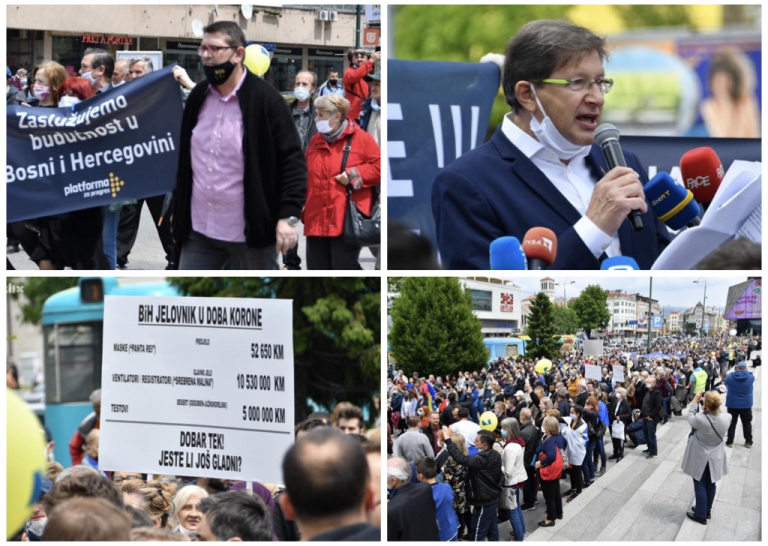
[
  {"x1": 644, "y1": 172, "x2": 701, "y2": 230},
  {"x1": 595, "y1": 123, "x2": 643, "y2": 232},
  {"x1": 680, "y1": 147, "x2": 725, "y2": 209},
  {"x1": 600, "y1": 257, "x2": 640, "y2": 270},
  {"x1": 522, "y1": 227, "x2": 557, "y2": 270},
  {"x1": 490, "y1": 237, "x2": 528, "y2": 270}
]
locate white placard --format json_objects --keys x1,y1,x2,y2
[
  {"x1": 584, "y1": 364, "x2": 602, "y2": 381},
  {"x1": 100, "y1": 296, "x2": 295, "y2": 484},
  {"x1": 583, "y1": 340, "x2": 603, "y2": 357},
  {"x1": 613, "y1": 365, "x2": 625, "y2": 383}
]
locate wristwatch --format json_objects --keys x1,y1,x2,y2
[{"x1": 283, "y1": 216, "x2": 299, "y2": 227}]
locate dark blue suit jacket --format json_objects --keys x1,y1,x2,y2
[{"x1": 431, "y1": 128, "x2": 671, "y2": 270}]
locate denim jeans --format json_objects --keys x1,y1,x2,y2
[
  {"x1": 102, "y1": 207, "x2": 120, "y2": 270},
  {"x1": 643, "y1": 418, "x2": 658, "y2": 455},
  {"x1": 507, "y1": 489, "x2": 525, "y2": 541},
  {"x1": 583, "y1": 439, "x2": 596, "y2": 484},
  {"x1": 178, "y1": 230, "x2": 279, "y2": 270},
  {"x1": 693, "y1": 463, "x2": 716, "y2": 519},
  {"x1": 593, "y1": 437, "x2": 606, "y2": 469},
  {"x1": 662, "y1": 397, "x2": 670, "y2": 424}
]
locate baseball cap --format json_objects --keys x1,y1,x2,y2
[{"x1": 736, "y1": 362, "x2": 747, "y2": 370}]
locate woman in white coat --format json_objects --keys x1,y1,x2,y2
[
  {"x1": 500, "y1": 418, "x2": 528, "y2": 541},
  {"x1": 559, "y1": 405, "x2": 588, "y2": 502},
  {"x1": 681, "y1": 390, "x2": 731, "y2": 525}
]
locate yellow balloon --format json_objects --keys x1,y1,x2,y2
[
  {"x1": 535, "y1": 359, "x2": 552, "y2": 374},
  {"x1": 479, "y1": 411, "x2": 498, "y2": 431},
  {"x1": 243, "y1": 44, "x2": 271, "y2": 76},
  {"x1": 7, "y1": 389, "x2": 47, "y2": 538}
]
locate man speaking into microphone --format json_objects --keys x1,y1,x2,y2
[{"x1": 432, "y1": 20, "x2": 671, "y2": 270}]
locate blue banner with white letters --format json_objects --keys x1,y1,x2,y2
[
  {"x1": 6, "y1": 64, "x2": 182, "y2": 222},
  {"x1": 388, "y1": 59, "x2": 761, "y2": 251}
]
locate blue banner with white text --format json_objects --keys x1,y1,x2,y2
[
  {"x1": 7, "y1": 64, "x2": 182, "y2": 222},
  {"x1": 388, "y1": 60, "x2": 761, "y2": 251}
]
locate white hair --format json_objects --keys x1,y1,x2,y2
[
  {"x1": 58, "y1": 464, "x2": 100, "y2": 481},
  {"x1": 579, "y1": 379, "x2": 587, "y2": 390},
  {"x1": 387, "y1": 457, "x2": 411, "y2": 483},
  {"x1": 89, "y1": 389, "x2": 102, "y2": 406},
  {"x1": 171, "y1": 485, "x2": 208, "y2": 528}
]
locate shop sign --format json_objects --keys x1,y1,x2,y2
[{"x1": 83, "y1": 33, "x2": 134, "y2": 46}]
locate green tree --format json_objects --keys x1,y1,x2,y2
[
  {"x1": 169, "y1": 278, "x2": 380, "y2": 425},
  {"x1": 571, "y1": 285, "x2": 611, "y2": 338},
  {"x1": 7, "y1": 277, "x2": 79, "y2": 325},
  {"x1": 389, "y1": 277, "x2": 487, "y2": 377},
  {"x1": 524, "y1": 292, "x2": 560, "y2": 360},
  {"x1": 683, "y1": 322, "x2": 697, "y2": 335},
  {"x1": 552, "y1": 305, "x2": 579, "y2": 335}
]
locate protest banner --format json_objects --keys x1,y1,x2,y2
[
  {"x1": 7, "y1": 65, "x2": 182, "y2": 222},
  {"x1": 583, "y1": 340, "x2": 604, "y2": 357},
  {"x1": 100, "y1": 296, "x2": 295, "y2": 484},
  {"x1": 614, "y1": 365, "x2": 625, "y2": 383},
  {"x1": 584, "y1": 364, "x2": 602, "y2": 381}
]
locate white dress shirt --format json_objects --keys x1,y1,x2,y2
[{"x1": 501, "y1": 114, "x2": 621, "y2": 258}]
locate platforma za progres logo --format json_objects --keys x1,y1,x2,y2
[{"x1": 109, "y1": 172, "x2": 125, "y2": 198}]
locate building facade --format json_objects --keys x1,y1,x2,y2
[
  {"x1": 682, "y1": 302, "x2": 719, "y2": 334},
  {"x1": 7, "y1": 4, "x2": 379, "y2": 92},
  {"x1": 460, "y1": 278, "x2": 522, "y2": 337},
  {"x1": 607, "y1": 291, "x2": 637, "y2": 333},
  {"x1": 635, "y1": 295, "x2": 660, "y2": 331},
  {"x1": 668, "y1": 312, "x2": 680, "y2": 333}
]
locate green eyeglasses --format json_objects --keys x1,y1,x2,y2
[{"x1": 536, "y1": 78, "x2": 614, "y2": 94}]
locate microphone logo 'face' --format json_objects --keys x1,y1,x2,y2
[
  {"x1": 524, "y1": 237, "x2": 553, "y2": 251},
  {"x1": 686, "y1": 175, "x2": 711, "y2": 190}
]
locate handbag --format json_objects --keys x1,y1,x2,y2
[
  {"x1": 339, "y1": 134, "x2": 381, "y2": 247},
  {"x1": 611, "y1": 421, "x2": 625, "y2": 439},
  {"x1": 539, "y1": 448, "x2": 563, "y2": 481}
]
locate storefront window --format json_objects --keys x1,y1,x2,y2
[
  {"x1": 53, "y1": 34, "x2": 136, "y2": 76},
  {"x1": 264, "y1": 47, "x2": 302, "y2": 93},
  {"x1": 7, "y1": 29, "x2": 45, "y2": 73}
]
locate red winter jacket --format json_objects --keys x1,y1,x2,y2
[
  {"x1": 302, "y1": 121, "x2": 380, "y2": 237},
  {"x1": 343, "y1": 60, "x2": 373, "y2": 120}
]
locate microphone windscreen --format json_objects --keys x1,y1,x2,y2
[
  {"x1": 490, "y1": 237, "x2": 527, "y2": 270},
  {"x1": 521, "y1": 227, "x2": 557, "y2": 266},
  {"x1": 680, "y1": 147, "x2": 724, "y2": 205},
  {"x1": 645, "y1": 172, "x2": 701, "y2": 231},
  {"x1": 600, "y1": 257, "x2": 640, "y2": 270},
  {"x1": 595, "y1": 123, "x2": 620, "y2": 147}
]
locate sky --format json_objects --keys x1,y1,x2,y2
[{"x1": 501, "y1": 276, "x2": 754, "y2": 312}]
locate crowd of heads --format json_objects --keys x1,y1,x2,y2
[{"x1": 14, "y1": 401, "x2": 381, "y2": 542}]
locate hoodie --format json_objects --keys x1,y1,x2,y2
[{"x1": 724, "y1": 371, "x2": 755, "y2": 409}]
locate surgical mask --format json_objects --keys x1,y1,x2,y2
[
  {"x1": 27, "y1": 518, "x2": 47, "y2": 538},
  {"x1": 501, "y1": 429, "x2": 509, "y2": 438},
  {"x1": 293, "y1": 87, "x2": 311, "y2": 102},
  {"x1": 570, "y1": 414, "x2": 577, "y2": 421},
  {"x1": 59, "y1": 95, "x2": 81, "y2": 108},
  {"x1": 33, "y1": 85, "x2": 50, "y2": 100},
  {"x1": 81, "y1": 69, "x2": 98, "y2": 86},
  {"x1": 177, "y1": 524, "x2": 197, "y2": 540},
  {"x1": 20, "y1": 77, "x2": 28, "y2": 86},
  {"x1": 529, "y1": 85, "x2": 591, "y2": 161},
  {"x1": 316, "y1": 118, "x2": 334, "y2": 134},
  {"x1": 203, "y1": 53, "x2": 237, "y2": 86}
]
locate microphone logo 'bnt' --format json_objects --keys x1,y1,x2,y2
[
  {"x1": 524, "y1": 237, "x2": 553, "y2": 251},
  {"x1": 686, "y1": 175, "x2": 710, "y2": 189}
]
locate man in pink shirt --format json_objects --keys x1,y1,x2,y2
[{"x1": 171, "y1": 21, "x2": 307, "y2": 269}]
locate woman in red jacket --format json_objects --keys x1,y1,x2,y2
[{"x1": 303, "y1": 95, "x2": 380, "y2": 269}]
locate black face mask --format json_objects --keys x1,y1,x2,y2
[
  {"x1": 204, "y1": 53, "x2": 238, "y2": 86},
  {"x1": 329, "y1": 78, "x2": 338, "y2": 86}
]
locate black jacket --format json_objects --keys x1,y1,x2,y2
[
  {"x1": 172, "y1": 69, "x2": 307, "y2": 252},
  {"x1": 614, "y1": 399, "x2": 632, "y2": 426},
  {"x1": 441, "y1": 402, "x2": 459, "y2": 427},
  {"x1": 387, "y1": 482, "x2": 439, "y2": 541},
  {"x1": 519, "y1": 421, "x2": 540, "y2": 465},
  {"x1": 445, "y1": 439, "x2": 502, "y2": 507},
  {"x1": 640, "y1": 386, "x2": 663, "y2": 423},
  {"x1": 310, "y1": 523, "x2": 379, "y2": 541},
  {"x1": 574, "y1": 391, "x2": 589, "y2": 409}
]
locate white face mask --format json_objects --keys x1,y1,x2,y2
[
  {"x1": 529, "y1": 85, "x2": 591, "y2": 161},
  {"x1": 316, "y1": 118, "x2": 334, "y2": 134},
  {"x1": 294, "y1": 87, "x2": 311, "y2": 102},
  {"x1": 81, "y1": 69, "x2": 98, "y2": 86},
  {"x1": 27, "y1": 517, "x2": 47, "y2": 537},
  {"x1": 34, "y1": 85, "x2": 51, "y2": 100},
  {"x1": 59, "y1": 95, "x2": 81, "y2": 108}
]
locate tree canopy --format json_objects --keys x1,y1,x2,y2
[
  {"x1": 571, "y1": 285, "x2": 611, "y2": 338},
  {"x1": 7, "y1": 277, "x2": 79, "y2": 325},
  {"x1": 389, "y1": 277, "x2": 487, "y2": 377},
  {"x1": 524, "y1": 292, "x2": 560, "y2": 360},
  {"x1": 552, "y1": 305, "x2": 579, "y2": 335}
]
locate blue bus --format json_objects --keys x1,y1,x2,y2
[
  {"x1": 42, "y1": 277, "x2": 180, "y2": 467},
  {"x1": 484, "y1": 338, "x2": 526, "y2": 362}
]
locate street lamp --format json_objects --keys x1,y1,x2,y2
[
  {"x1": 694, "y1": 279, "x2": 708, "y2": 338},
  {"x1": 556, "y1": 280, "x2": 575, "y2": 308}
]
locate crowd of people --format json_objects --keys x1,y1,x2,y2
[
  {"x1": 11, "y1": 392, "x2": 382, "y2": 541},
  {"x1": 7, "y1": 20, "x2": 381, "y2": 271},
  {"x1": 386, "y1": 333, "x2": 759, "y2": 540}
]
